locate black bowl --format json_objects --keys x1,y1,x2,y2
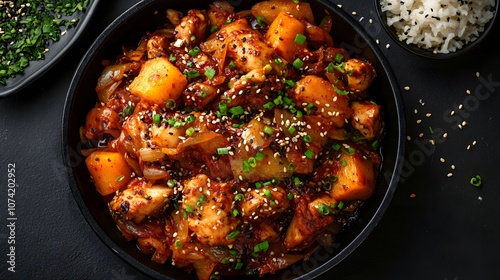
[
  {"x1": 375, "y1": 0, "x2": 499, "y2": 59},
  {"x1": 62, "y1": 0, "x2": 406, "y2": 279}
]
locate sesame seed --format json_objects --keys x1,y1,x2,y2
[
  {"x1": 451, "y1": 165, "x2": 456, "y2": 170},
  {"x1": 440, "y1": 158, "x2": 445, "y2": 163},
  {"x1": 425, "y1": 113, "x2": 432, "y2": 117},
  {"x1": 416, "y1": 119, "x2": 422, "y2": 124},
  {"x1": 404, "y1": 86, "x2": 410, "y2": 91},
  {"x1": 447, "y1": 173, "x2": 453, "y2": 177},
  {"x1": 352, "y1": 11, "x2": 357, "y2": 15},
  {"x1": 386, "y1": 43, "x2": 391, "y2": 49}
]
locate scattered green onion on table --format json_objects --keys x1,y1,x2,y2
[{"x1": 0, "y1": 0, "x2": 89, "y2": 85}]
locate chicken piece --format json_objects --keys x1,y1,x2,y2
[
  {"x1": 182, "y1": 174, "x2": 240, "y2": 246},
  {"x1": 226, "y1": 31, "x2": 278, "y2": 74},
  {"x1": 166, "y1": 9, "x2": 183, "y2": 26},
  {"x1": 115, "y1": 112, "x2": 149, "y2": 156},
  {"x1": 83, "y1": 106, "x2": 122, "y2": 140},
  {"x1": 109, "y1": 179, "x2": 173, "y2": 223},
  {"x1": 331, "y1": 151, "x2": 378, "y2": 201},
  {"x1": 344, "y1": 58, "x2": 376, "y2": 93},
  {"x1": 239, "y1": 185, "x2": 290, "y2": 221},
  {"x1": 147, "y1": 35, "x2": 169, "y2": 59},
  {"x1": 284, "y1": 194, "x2": 334, "y2": 251},
  {"x1": 291, "y1": 75, "x2": 353, "y2": 128},
  {"x1": 351, "y1": 101, "x2": 382, "y2": 141},
  {"x1": 207, "y1": 1, "x2": 235, "y2": 29},
  {"x1": 174, "y1": 9, "x2": 208, "y2": 47}
]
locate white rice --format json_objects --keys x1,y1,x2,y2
[{"x1": 380, "y1": 0, "x2": 496, "y2": 54}]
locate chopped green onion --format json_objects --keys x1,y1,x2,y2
[
  {"x1": 304, "y1": 150, "x2": 314, "y2": 159},
  {"x1": 232, "y1": 209, "x2": 240, "y2": 217},
  {"x1": 332, "y1": 142, "x2": 341, "y2": 151},
  {"x1": 205, "y1": 67, "x2": 216, "y2": 79},
  {"x1": 243, "y1": 160, "x2": 251, "y2": 173},
  {"x1": 285, "y1": 79, "x2": 296, "y2": 87},
  {"x1": 318, "y1": 204, "x2": 330, "y2": 215},
  {"x1": 263, "y1": 102, "x2": 275, "y2": 110},
  {"x1": 303, "y1": 135, "x2": 312, "y2": 143},
  {"x1": 169, "y1": 53, "x2": 177, "y2": 61},
  {"x1": 186, "y1": 127, "x2": 195, "y2": 136},
  {"x1": 122, "y1": 105, "x2": 134, "y2": 117},
  {"x1": 292, "y1": 58, "x2": 304, "y2": 69},
  {"x1": 255, "y1": 182, "x2": 262, "y2": 189},
  {"x1": 153, "y1": 113, "x2": 162, "y2": 124},
  {"x1": 253, "y1": 240, "x2": 269, "y2": 253},
  {"x1": 226, "y1": 230, "x2": 240, "y2": 239},
  {"x1": 371, "y1": 140, "x2": 380, "y2": 150},
  {"x1": 248, "y1": 157, "x2": 257, "y2": 167},
  {"x1": 229, "y1": 106, "x2": 244, "y2": 118},
  {"x1": 294, "y1": 33, "x2": 307, "y2": 45},
  {"x1": 235, "y1": 261, "x2": 243, "y2": 270},
  {"x1": 263, "y1": 189, "x2": 272, "y2": 198},
  {"x1": 196, "y1": 194, "x2": 207, "y2": 207},
  {"x1": 229, "y1": 61, "x2": 237, "y2": 69},
  {"x1": 334, "y1": 53, "x2": 344, "y2": 63},
  {"x1": 165, "y1": 99, "x2": 176, "y2": 109},
  {"x1": 210, "y1": 25, "x2": 219, "y2": 33},
  {"x1": 332, "y1": 84, "x2": 349, "y2": 95},
  {"x1": 167, "y1": 179, "x2": 176, "y2": 188},
  {"x1": 174, "y1": 240, "x2": 182, "y2": 249},
  {"x1": 470, "y1": 175, "x2": 482, "y2": 187},
  {"x1": 190, "y1": 35, "x2": 196, "y2": 42},
  {"x1": 219, "y1": 102, "x2": 227, "y2": 115},
  {"x1": 185, "y1": 114, "x2": 195, "y2": 123},
  {"x1": 255, "y1": 152, "x2": 264, "y2": 161},
  {"x1": 186, "y1": 69, "x2": 200, "y2": 78},
  {"x1": 217, "y1": 147, "x2": 229, "y2": 155},
  {"x1": 234, "y1": 194, "x2": 245, "y2": 201},
  {"x1": 263, "y1": 126, "x2": 274, "y2": 135},
  {"x1": 256, "y1": 15, "x2": 267, "y2": 26},
  {"x1": 185, "y1": 205, "x2": 194, "y2": 213},
  {"x1": 288, "y1": 126, "x2": 296, "y2": 134},
  {"x1": 340, "y1": 159, "x2": 347, "y2": 166},
  {"x1": 200, "y1": 91, "x2": 207, "y2": 98},
  {"x1": 274, "y1": 57, "x2": 283, "y2": 65},
  {"x1": 115, "y1": 175, "x2": 125, "y2": 182},
  {"x1": 337, "y1": 201, "x2": 344, "y2": 210},
  {"x1": 188, "y1": 46, "x2": 200, "y2": 56},
  {"x1": 287, "y1": 193, "x2": 294, "y2": 200}
]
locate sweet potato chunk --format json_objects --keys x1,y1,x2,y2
[
  {"x1": 292, "y1": 75, "x2": 353, "y2": 127},
  {"x1": 85, "y1": 151, "x2": 133, "y2": 196},
  {"x1": 129, "y1": 57, "x2": 187, "y2": 104},
  {"x1": 251, "y1": 0, "x2": 315, "y2": 25},
  {"x1": 332, "y1": 152, "x2": 377, "y2": 201},
  {"x1": 265, "y1": 11, "x2": 306, "y2": 62}
]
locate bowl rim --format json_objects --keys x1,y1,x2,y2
[
  {"x1": 62, "y1": 0, "x2": 407, "y2": 279},
  {"x1": 375, "y1": 0, "x2": 499, "y2": 59}
]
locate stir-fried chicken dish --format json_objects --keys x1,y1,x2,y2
[{"x1": 81, "y1": 1, "x2": 384, "y2": 279}]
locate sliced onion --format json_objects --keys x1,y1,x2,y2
[
  {"x1": 143, "y1": 167, "x2": 170, "y2": 181},
  {"x1": 139, "y1": 148, "x2": 165, "y2": 162}
]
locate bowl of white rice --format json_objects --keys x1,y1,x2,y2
[{"x1": 377, "y1": 0, "x2": 498, "y2": 58}]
